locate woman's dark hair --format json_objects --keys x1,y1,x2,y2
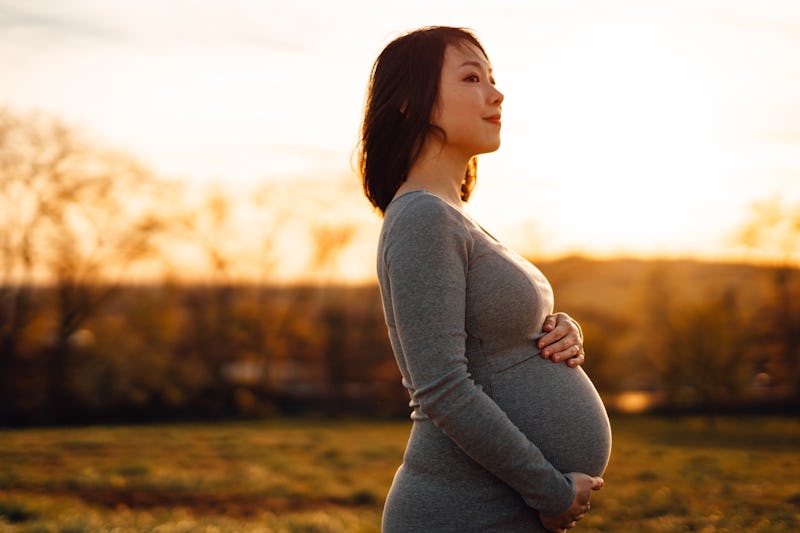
[{"x1": 358, "y1": 26, "x2": 488, "y2": 214}]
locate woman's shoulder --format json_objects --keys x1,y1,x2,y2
[
  {"x1": 384, "y1": 190, "x2": 467, "y2": 227},
  {"x1": 380, "y1": 190, "x2": 473, "y2": 250}
]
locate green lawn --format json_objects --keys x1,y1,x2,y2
[{"x1": 1, "y1": 416, "x2": 799, "y2": 532}]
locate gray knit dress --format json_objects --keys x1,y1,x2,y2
[{"x1": 377, "y1": 191, "x2": 612, "y2": 533}]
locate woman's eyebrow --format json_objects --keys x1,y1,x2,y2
[{"x1": 459, "y1": 60, "x2": 492, "y2": 73}]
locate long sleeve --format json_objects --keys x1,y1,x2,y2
[{"x1": 380, "y1": 197, "x2": 575, "y2": 515}]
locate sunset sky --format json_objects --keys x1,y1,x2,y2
[{"x1": 2, "y1": 0, "x2": 799, "y2": 280}]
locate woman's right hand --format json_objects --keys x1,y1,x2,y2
[{"x1": 539, "y1": 472, "x2": 604, "y2": 532}]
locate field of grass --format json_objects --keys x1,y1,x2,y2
[{"x1": 1, "y1": 416, "x2": 799, "y2": 532}]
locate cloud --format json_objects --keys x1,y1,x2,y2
[
  {"x1": 0, "y1": 2, "x2": 129, "y2": 44},
  {"x1": 0, "y1": 0, "x2": 303, "y2": 52}
]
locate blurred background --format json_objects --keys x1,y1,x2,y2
[
  {"x1": 1, "y1": 1, "x2": 799, "y2": 530},
  {"x1": 2, "y1": 0, "x2": 798, "y2": 424}
]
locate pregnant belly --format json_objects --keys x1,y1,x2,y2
[{"x1": 486, "y1": 355, "x2": 612, "y2": 476}]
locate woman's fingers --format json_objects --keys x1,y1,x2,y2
[
  {"x1": 538, "y1": 313, "x2": 584, "y2": 364},
  {"x1": 566, "y1": 353, "x2": 585, "y2": 367},
  {"x1": 538, "y1": 314, "x2": 568, "y2": 346},
  {"x1": 541, "y1": 336, "x2": 583, "y2": 361}
]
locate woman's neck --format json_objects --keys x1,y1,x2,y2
[{"x1": 399, "y1": 146, "x2": 469, "y2": 209}]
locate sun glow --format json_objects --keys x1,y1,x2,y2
[
  {"x1": 550, "y1": 35, "x2": 721, "y2": 251},
  {"x1": 460, "y1": 6, "x2": 800, "y2": 264}
]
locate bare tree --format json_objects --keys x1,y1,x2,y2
[
  {"x1": 737, "y1": 196, "x2": 800, "y2": 402},
  {"x1": 640, "y1": 264, "x2": 752, "y2": 416},
  {"x1": 0, "y1": 108, "x2": 179, "y2": 423},
  {"x1": 310, "y1": 223, "x2": 358, "y2": 282},
  {"x1": 307, "y1": 222, "x2": 356, "y2": 400}
]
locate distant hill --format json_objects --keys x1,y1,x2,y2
[{"x1": 537, "y1": 255, "x2": 781, "y2": 316}]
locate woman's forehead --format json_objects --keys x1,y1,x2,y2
[{"x1": 445, "y1": 42, "x2": 492, "y2": 71}]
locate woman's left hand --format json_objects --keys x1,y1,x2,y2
[{"x1": 538, "y1": 312, "x2": 584, "y2": 368}]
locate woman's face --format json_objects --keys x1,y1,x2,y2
[{"x1": 430, "y1": 42, "x2": 504, "y2": 158}]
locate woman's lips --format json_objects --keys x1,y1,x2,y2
[{"x1": 483, "y1": 115, "x2": 502, "y2": 126}]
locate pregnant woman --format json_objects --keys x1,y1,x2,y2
[{"x1": 357, "y1": 27, "x2": 612, "y2": 532}]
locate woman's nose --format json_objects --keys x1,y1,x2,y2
[{"x1": 491, "y1": 86, "x2": 504, "y2": 106}]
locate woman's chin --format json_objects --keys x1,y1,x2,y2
[{"x1": 477, "y1": 140, "x2": 501, "y2": 155}]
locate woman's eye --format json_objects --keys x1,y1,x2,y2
[{"x1": 465, "y1": 74, "x2": 479, "y2": 82}]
